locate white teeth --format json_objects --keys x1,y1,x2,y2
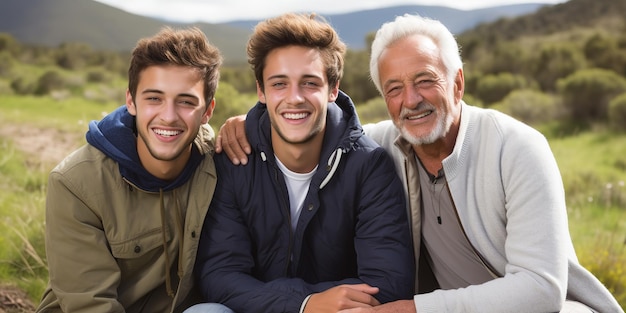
[
  {"x1": 407, "y1": 111, "x2": 432, "y2": 120},
  {"x1": 154, "y1": 129, "x2": 181, "y2": 137},
  {"x1": 283, "y1": 112, "x2": 308, "y2": 120}
]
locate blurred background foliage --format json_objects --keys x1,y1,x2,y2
[{"x1": 0, "y1": 0, "x2": 624, "y2": 309}]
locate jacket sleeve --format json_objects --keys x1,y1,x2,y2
[
  {"x1": 44, "y1": 171, "x2": 124, "y2": 312},
  {"x1": 196, "y1": 149, "x2": 414, "y2": 312},
  {"x1": 195, "y1": 156, "x2": 314, "y2": 313},
  {"x1": 352, "y1": 146, "x2": 415, "y2": 303}
]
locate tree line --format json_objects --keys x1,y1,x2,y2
[{"x1": 2, "y1": 2, "x2": 626, "y2": 135}]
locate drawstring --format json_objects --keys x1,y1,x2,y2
[
  {"x1": 174, "y1": 189, "x2": 184, "y2": 284},
  {"x1": 159, "y1": 189, "x2": 184, "y2": 298},
  {"x1": 320, "y1": 148, "x2": 343, "y2": 189},
  {"x1": 159, "y1": 189, "x2": 174, "y2": 297},
  {"x1": 261, "y1": 148, "x2": 342, "y2": 189}
]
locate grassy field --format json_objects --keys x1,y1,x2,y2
[{"x1": 0, "y1": 95, "x2": 624, "y2": 309}]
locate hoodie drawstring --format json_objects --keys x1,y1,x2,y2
[
  {"x1": 174, "y1": 190, "x2": 185, "y2": 282},
  {"x1": 159, "y1": 188, "x2": 184, "y2": 298},
  {"x1": 320, "y1": 148, "x2": 343, "y2": 189}
]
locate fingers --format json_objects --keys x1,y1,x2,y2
[
  {"x1": 338, "y1": 309, "x2": 367, "y2": 313},
  {"x1": 343, "y1": 284, "x2": 380, "y2": 296},
  {"x1": 304, "y1": 284, "x2": 380, "y2": 313},
  {"x1": 215, "y1": 115, "x2": 250, "y2": 165},
  {"x1": 343, "y1": 284, "x2": 380, "y2": 306}
]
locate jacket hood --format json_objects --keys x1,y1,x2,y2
[
  {"x1": 85, "y1": 105, "x2": 214, "y2": 192},
  {"x1": 245, "y1": 90, "x2": 363, "y2": 188}
]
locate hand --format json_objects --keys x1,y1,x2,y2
[
  {"x1": 215, "y1": 114, "x2": 250, "y2": 165},
  {"x1": 338, "y1": 300, "x2": 416, "y2": 313},
  {"x1": 303, "y1": 284, "x2": 380, "y2": 313}
]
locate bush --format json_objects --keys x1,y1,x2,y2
[
  {"x1": 491, "y1": 89, "x2": 563, "y2": 126},
  {"x1": 10, "y1": 77, "x2": 36, "y2": 95},
  {"x1": 0, "y1": 51, "x2": 15, "y2": 76},
  {"x1": 0, "y1": 33, "x2": 21, "y2": 56},
  {"x1": 462, "y1": 93, "x2": 484, "y2": 108},
  {"x1": 475, "y1": 73, "x2": 536, "y2": 105},
  {"x1": 531, "y1": 43, "x2": 586, "y2": 91},
  {"x1": 608, "y1": 93, "x2": 626, "y2": 132},
  {"x1": 584, "y1": 33, "x2": 626, "y2": 75},
  {"x1": 86, "y1": 69, "x2": 110, "y2": 83},
  {"x1": 355, "y1": 96, "x2": 388, "y2": 125},
  {"x1": 211, "y1": 81, "x2": 256, "y2": 131},
  {"x1": 34, "y1": 70, "x2": 65, "y2": 96},
  {"x1": 557, "y1": 68, "x2": 626, "y2": 124}
]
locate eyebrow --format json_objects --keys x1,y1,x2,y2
[
  {"x1": 266, "y1": 74, "x2": 324, "y2": 81},
  {"x1": 141, "y1": 89, "x2": 200, "y2": 99},
  {"x1": 382, "y1": 71, "x2": 433, "y2": 90}
]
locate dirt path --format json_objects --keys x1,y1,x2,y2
[
  {"x1": 0, "y1": 123, "x2": 83, "y2": 168},
  {"x1": 0, "y1": 284, "x2": 35, "y2": 313}
]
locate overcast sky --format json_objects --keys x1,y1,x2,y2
[{"x1": 93, "y1": 0, "x2": 568, "y2": 24}]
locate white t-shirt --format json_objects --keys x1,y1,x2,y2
[{"x1": 275, "y1": 156, "x2": 317, "y2": 231}]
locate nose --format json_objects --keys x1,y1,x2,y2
[
  {"x1": 402, "y1": 84, "x2": 423, "y2": 109},
  {"x1": 160, "y1": 100, "x2": 178, "y2": 123},
  {"x1": 286, "y1": 84, "x2": 305, "y2": 105}
]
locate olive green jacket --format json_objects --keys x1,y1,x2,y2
[{"x1": 36, "y1": 125, "x2": 216, "y2": 313}]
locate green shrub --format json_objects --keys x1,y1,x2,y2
[
  {"x1": 475, "y1": 72, "x2": 535, "y2": 105},
  {"x1": 608, "y1": 93, "x2": 626, "y2": 132},
  {"x1": 557, "y1": 68, "x2": 626, "y2": 123},
  {"x1": 86, "y1": 69, "x2": 110, "y2": 83},
  {"x1": 0, "y1": 50, "x2": 15, "y2": 76},
  {"x1": 10, "y1": 77, "x2": 36, "y2": 95},
  {"x1": 531, "y1": 43, "x2": 586, "y2": 91},
  {"x1": 462, "y1": 93, "x2": 484, "y2": 108},
  {"x1": 492, "y1": 89, "x2": 564, "y2": 126},
  {"x1": 211, "y1": 81, "x2": 256, "y2": 131},
  {"x1": 355, "y1": 96, "x2": 388, "y2": 125},
  {"x1": 34, "y1": 70, "x2": 65, "y2": 95}
]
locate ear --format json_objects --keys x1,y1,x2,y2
[
  {"x1": 328, "y1": 81, "x2": 340, "y2": 102},
  {"x1": 202, "y1": 99, "x2": 215, "y2": 124},
  {"x1": 453, "y1": 69, "x2": 465, "y2": 104},
  {"x1": 256, "y1": 81, "x2": 266, "y2": 104},
  {"x1": 125, "y1": 89, "x2": 137, "y2": 116}
]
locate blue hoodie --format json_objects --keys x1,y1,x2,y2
[{"x1": 85, "y1": 105, "x2": 203, "y2": 192}]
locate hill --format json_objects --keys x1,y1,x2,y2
[
  {"x1": 224, "y1": 3, "x2": 547, "y2": 50},
  {"x1": 459, "y1": 0, "x2": 626, "y2": 43},
  {"x1": 0, "y1": 0, "x2": 251, "y2": 64},
  {"x1": 0, "y1": 0, "x2": 550, "y2": 64}
]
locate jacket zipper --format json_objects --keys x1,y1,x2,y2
[{"x1": 271, "y1": 163, "x2": 294, "y2": 276}]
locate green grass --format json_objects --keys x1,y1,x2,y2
[
  {"x1": 0, "y1": 94, "x2": 120, "y2": 132},
  {"x1": 550, "y1": 132, "x2": 626, "y2": 310},
  {"x1": 0, "y1": 139, "x2": 48, "y2": 299},
  {"x1": 0, "y1": 97, "x2": 625, "y2": 309}
]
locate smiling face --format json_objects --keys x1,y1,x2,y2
[
  {"x1": 258, "y1": 45, "x2": 338, "y2": 150},
  {"x1": 126, "y1": 64, "x2": 213, "y2": 180},
  {"x1": 378, "y1": 34, "x2": 463, "y2": 146}
]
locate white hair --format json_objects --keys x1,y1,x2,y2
[{"x1": 369, "y1": 14, "x2": 463, "y2": 95}]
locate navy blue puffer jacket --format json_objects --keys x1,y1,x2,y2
[{"x1": 195, "y1": 91, "x2": 414, "y2": 312}]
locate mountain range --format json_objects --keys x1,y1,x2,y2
[{"x1": 0, "y1": 0, "x2": 553, "y2": 64}]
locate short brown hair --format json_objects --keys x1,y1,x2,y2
[
  {"x1": 128, "y1": 27, "x2": 223, "y2": 105},
  {"x1": 247, "y1": 13, "x2": 346, "y2": 91}
]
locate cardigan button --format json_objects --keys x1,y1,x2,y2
[
  {"x1": 134, "y1": 245, "x2": 141, "y2": 253},
  {"x1": 307, "y1": 204, "x2": 314, "y2": 211},
  {"x1": 191, "y1": 231, "x2": 197, "y2": 238}
]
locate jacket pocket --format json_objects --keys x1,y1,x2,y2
[{"x1": 109, "y1": 227, "x2": 171, "y2": 259}]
